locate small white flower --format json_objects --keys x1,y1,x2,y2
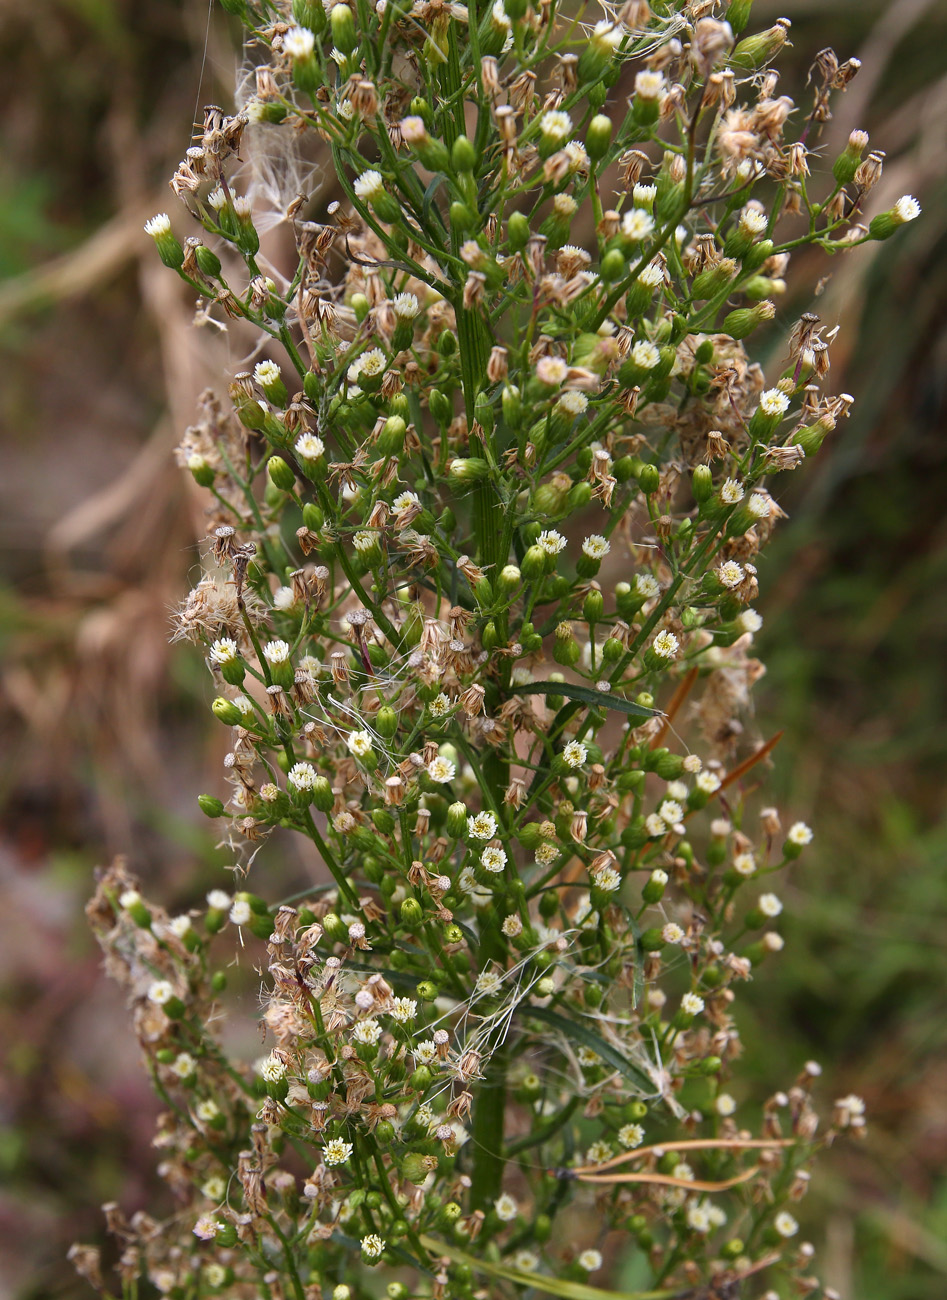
[
  {"x1": 475, "y1": 969, "x2": 502, "y2": 996},
  {"x1": 144, "y1": 213, "x2": 172, "y2": 236},
  {"x1": 393, "y1": 490, "x2": 420, "y2": 513},
  {"x1": 263, "y1": 639, "x2": 291, "y2": 664},
  {"x1": 666, "y1": 780, "x2": 688, "y2": 801},
  {"x1": 148, "y1": 980, "x2": 175, "y2": 1007},
  {"x1": 633, "y1": 183, "x2": 658, "y2": 205},
  {"x1": 501, "y1": 914, "x2": 523, "y2": 937},
  {"x1": 720, "y1": 477, "x2": 744, "y2": 505},
  {"x1": 645, "y1": 813, "x2": 668, "y2": 837},
  {"x1": 582, "y1": 535, "x2": 610, "y2": 559},
  {"x1": 295, "y1": 432, "x2": 325, "y2": 460},
  {"x1": 260, "y1": 1052, "x2": 286, "y2": 1082},
  {"x1": 683, "y1": 754, "x2": 702, "y2": 773},
  {"x1": 193, "y1": 1215, "x2": 222, "y2": 1241},
  {"x1": 428, "y1": 692, "x2": 452, "y2": 717},
  {"x1": 578, "y1": 1249, "x2": 603, "y2": 1272},
  {"x1": 209, "y1": 637, "x2": 238, "y2": 664},
  {"x1": 171, "y1": 1052, "x2": 196, "y2": 1078},
  {"x1": 738, "y1": 608, "x2": 763, "y2": 634},
  {"x1": 119, "y1": 889, "x2": 142, "y2": 909},
  {"x1": 360, "y1": 1233, "x2": 385, "y2": 1259},
  {"x1": 594, "y1": 867, "x2": 621, "y2": 892},
  {"x1": 468, "y1": 810, "x2": 498, "y2": 839},
  {"x1": 539, "y1": 110, "x2": 572, "y2": 143},
  {"x1": 514, "y1": 1250, "x2": 539, "y2": 1272},
  {"x1": 681, "y1": 992, "x2": 705, "y2": 1016},
  {"x1": 758, "y1": 892, "x2": 783, "y2": 917},
  {"x1": 393, "y1": 291, "x2": 419, "y2": 318},
  {"x1": 168, "y1": 914, "x2": 192, "y2": 939},
  {"x1": 715, "y1": 1093, "x2": 737, "y2": 1116},
  {"x1": 622, "y1": 209, "x2": 656, "y2": 242},
  {"x1": 206, "y1": 889, "x2": 230, "y2": 910},
  {"x1": 353, "y1": 1018, "x2": 382, "y2": 1045},
  {"x1": 635, "y1": 573, "x2": 660, "y2": 598},
  {"x1": 651, "y1": 630, "x2": 679, "y2": 659},
  {"x1": 353, "y1": 529, "x2": 380, "y2": 554},
  {"x1": 639, "y1": 261, "x2": 664, "y2": 288},
  {"x1": 391, "y1": 997, "x2": 418, "y2": 1023},
  {"x1": 494, "y1": 1193, "x2": 518, "y2": 1221},
  {"x1": 733, "y1": 852, "x2": 757, "y2": 877},
  {"x1": 353, "y1": 169, "x2": 385, "y2": 201},
  {"x1": 759, "y1": 388, "x2": 790, "y2": 416},
  {"x1": 631, "y1": 339, "x2": 660, "y2": 368},
  {"x1": 635, "y1": 69, "x2": 665, "y2": 99},
  {"x1": 559, "y1": 390, "x2": 589, "y2": 415},
  {"x1": 254, "y1": 360, "x2": 281, "y2": 386},
  {"x1": 662, "y1": 922, "x2": 684, "y2": 944},
  {"x1": 535, "y1": 840, "x2": 559, "y2": 866},
  {"x1": 658, "y1": 799, "x2": 683, "y2": 824},
  {"x1": 414, "y1": 1040, "x2": 437, "y2": 1066},
  {"x1": 537, "y1": 529, "x2": 567, "y2": 555},
  {"x1": 229, "y1": 899, "x2": 252, "y2": 925},
  {"x1": 284, "y1": 25, "x2": 316, "y2": 59},
  {"x1": 324, "y1": 1139, "x2": 354, "y2": 1166},
  {"x1": 347, "y1": 729, "x2": 374, "y2": 757},
  {"x1": 427, "y1": 755, "x2": 456, "y2": 783},
  {"x1": 563, "y1": 740, "x2": 588, "y2": 768},
  {"x1": 273, "y1": 586, "x2": 295, "y2": 610},
  {"x1": 618, "y1": 1122, "x2": 645, "y2": 1149},
  {"x1": 481, "y1": 845, "x2": 508, "y2": 873},
  {"x1": 201, "y1": 1174, "x2": 226, "y2": 1201},
  {"x1": 585, "y1": 1139, "x2": 614, "y2": 1164},
  {"x1": 696, "y1": 771, "x2": 721, "y2": 794},
  {"x1": 207, "y1": 186, "x2": 227, "y2": 211},
  {"x1": 788, "y1": 821, "x2": 813, "y2": 845},
  {"x1": 740, "y1": 207, "x2": 768, "y2": 235},
  {"x1": 196, "y1": 1099, "x2": 221, "y2": 1123},
  {"x1": 707, "y1": 1203, "x2": 727, "y2": 1228},
  {"x1": 687, "y1": 1204, "x2": 711, "y2": 1233},
  {"x1": 747, "y1": 493, "x2": 770, "y2": 519},
  {"x1": 717, "y1": 561, "x2": 744, "y2": 589},
  {"x1": 894, "y1": 194, "x2": 921, "y2": 222},
  {"x1": 288, "y1": 761, "x2": 317, "y2": 790},
  {"x1": 774, "y1": 1211, "x2": 798, "y2": 1238}
]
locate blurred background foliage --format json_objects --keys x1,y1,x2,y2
[{"x1": 0, "y1": 0, "x2": 945, "y2": 1295}]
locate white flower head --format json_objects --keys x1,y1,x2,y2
[
  {"x1": 759, "y1": 388, "x2": 790, "y2": 416},
  {"x1": 635, "y1": 573, "x2": 660, "y2": 598},
  {"x1": 622, "y1": 208, "x2": 655, "y2": 242},
  {"x1": 631, "y1": 339, "x2": 660, "y2": 369},
  {"x1": 681, "y1": 992, "x2": 705, "y2": 1016},
  {"x1": 229, "y1": 899, "x2": 252, "y2": 926},
  {"x1": 427, "y1": 755, "x2": 456, "y2": 783},
  {"x1": 481, "y1": 845, "x2": 507, "y2": 873},
  {"x1": 563, "y1": 740, "x2": 587, "y2": 768},
  {"x1": 894, "y1": 194, "x2": 921, "y2": 222},
  {"x1": 148, "y1": 980, "x2": 175, "y2": 1007},
  {"x1": 658, "y1": 799, "x2": 683, "y2": 824},
  {"x1": 468, "y1": 810, "x2": 498, "y2": 839},
  {"x1": 260, "y1": 1052, "x2": 287, "y2": 1082},
  {"x1": 144, "y1": 213, "x2": 172, "y2": 236},
  {"x1": 635, "y1": 69, "x2": 665, "y2": 99},
  {"x1": 393, "y1": 291, "x2": 419, "y2": 318},
  {"x1": 758, "y1": 892, "x2": 783, "y2": 917},
  {"x1": 715, "y1": 1093, "x2": 737, "y2": 1116},
  {"x1": 774, "y1": 1211, "x2": 798, "y2": 1238},
  {"x1": 284, "y1": 25, "x2": 316, "y2": 59},
  {"x1": 738, "y1": 608, "x2": 763, "y2": 634},
  {"x1": 582, "y1": 535, "x2": 609, "y2": 559},
  {"x1": 559, "y1": 389, "x2": 588, "y2": 415},
  {"x1": 324, "y1": 1139, "x2": 354, "y2": 1166},
  {"x1": 651, "y1": 630, "x2": 679, "y2": 659},
  {"x1": 353, "y1": 1018, "x2": 382, "y2": 1045},
  {"x1": 578, "y1": 1249, "x2": 603, "y2": 1272},
  {"x1": 494, "y1": 1193, "x2": 518, "y2": 1221},
  {"x1": 360, "y1": 1233, "x2": 386, "y2": 1259},
  {"x1": 537, "y1": 529, "x2": 567, "y2": 555},
  {"x1": 662, "y1": 922, "x2": 685, "y2": 944},
  {"x1": 720, "y1": 477, "x2": 744, "y2": 505},
  {"x1": 295, "y1": 432, "x2": 325, "y2": 460},
  {"x1": 263, "y1": 639, "x2": 291, "y2": 664},
  {"x1": 288, "y1": 761, "x2": 317, "y2": 790},
  {"x1": 733, "y1": 852, "x2": 757, "y2": 877},
  {"x1": 539, "y1": 110, "x2": 573, "y2": 143},
  {"x1": 347, "y1": 729, "x2": 374, "y2": 757},
  {"x1": 475, "y1": 969, "x2": 502, "y2": 996},
  {"x1": 788, "y1": 821, "x2": 813, "y2": 845},
  {"x1": 353, "y1": 169, "x2": 385, "y2": 201},
  {"x1": 618, "y1": 1122, "x2": 644, "y2": 1149},
  {"x1": 206, "y1": 889, "x2": 230, "y2": 910},
  {"x1": 717, "y1": 560, "x2": 744, "y2": 589},
  {"x1": 391, "y1": 997, "x2": 418, "y2": 1023}
]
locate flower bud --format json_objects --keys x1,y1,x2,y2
[
  {"x1": 833, "y1": 130, "x2": 869, "y2": 186},
  {"x1": 501, "y1": 383, "x2": 522, "y2": 428},
  {"x1": 198, "y1": 794, "x2": 226, "y2": 818},
  {"x1": 267, "y1": 456, "x2": 296, "y2": 493},
  {"x1": 497, "y1": 564, "x2": 521, "y2": 594},
  {"x1": 451, "y1": 134, "x2": 477, "y2": 174},
  {"x1": 726, "y1": 0, "x2": 754, "y2": 32},
  {"x1": 586, "y1": 114, "x2": 613, "y2": 161},
  {"x1": 212, "y1": 697, "x2": 243, "y2": 726},
  {"x1": 730, "y1": 18, "x2": 791, "y2": 70},
  {"x1": 448, "y1": 457, "x2": 490, "y2": 487},
  {"x1": 577, "y1": 21, "x2": 622, "y2": 83},
  {"x1": 722, "y1": 300, "x2": 775, "y2": 340},
  {"x1": 692, "y1": 464, "x2": 714, "y2": 503},
  {"x1": 553, "y1": 622, "x2": 580, "y2": 667},
  {"x1": 868, "y1": 194, "x2": 921, "y2": 240},
  {"x1": 691, "y1": 258, "x2": 737, "y2": 300},
  {"x1": 446, "y1": 801, "x2": 468, "y2": 839},
  {"x1": 330, "y1": 3, "x2": 357, "y2": 53},
  {"x1": 507, "y1": 211, "x2": 530, "y2": 251},
  {"x1": 376, "y1": 705, "x2": 398, "y2": 739}
]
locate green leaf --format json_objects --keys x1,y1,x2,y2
[
  {"x1": 512, "y1": 680, "x2": 658, "y2": 720},
  {"x1": 527, "y1": 1005, "x2": 655, "y2": 1094},
  {"x1": 419, "y1": 1235, "x2": 680, "y2": 1300}
]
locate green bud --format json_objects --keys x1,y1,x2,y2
[
  {"x1": 267, "y1": 456, "x2": 296, "y2": 492},
  {"x1": 637, "y1": 462, "x2": 660, "y2": 494},
  {"x1": 448, "y1": 457, "x2": 489, "y2": 487},
  {"x1": 507, "y1": 211, "x2": 530, "y2": 251},
  {"x1": 553, "y1": 622, "x2": 580, "y2": 667},
  {"x1": 642, "y1": 870, "x2": 668, "y2": 904},
  {"x1": 377, "y1": 415, "x2": 406, "y2": 457},
  {"x1": 330, "y1": 3, "x2": 357, "y2": 52},
  {"x1": 639, "y1": 926, "x2": 666, "y2": 951},
  {"x1": 446, "y1": 801, "x2": 468, "y2": 839},
  {"x1": 416, "y1": 979, "x2": 439, "y2": 1001},
  {"x1": 375, "y1": 705, "x2": 398, "y2": 739},
  {"x1": 731, "y1": 18, "x2": 791, "y2": 70},
  {"x1": 726, "y1": 0, "x2": 753, "y2": 30},
  {"x1": 743, "y1": 237, "x2": 775, "y2": 272},
  {"x1": 583, "y1": 587, "x2": 605, "y2": 624},
  {"x1": 723, "y1": 300, "x2": 776, "y2": 340},
  {"x1": 450, "y1": 200, "x2": 477, "y2": 233},
  {"x1": 869, "y1": 195, "x2": 922, "y2": 241},
  {"x1": 451, "y1": 134, "x2": 477, "y2": 173},
  {"x1": 400, "y1": 897, "x2": 423, "y2": 929},
  {"x1": 692, "y1": 464, "x2": 714, "y2": 504},
  {"x1": 145, "y1": 214, "x2": 185, "y2": 269},
  {"x1": 197, "y1": 793, "x2": 226, "y2": 818},
  {"x1": 691, "y1": 258, "x2": 737, "y2": 300},
  {"x1": 586, "y1": 114, "x2": 613, "y2": 161},
  {"x1": 212, "y1": 697, "x2": 243, "y2": 726}
]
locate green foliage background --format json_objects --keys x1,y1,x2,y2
[{"x1": 0, "y1": 0, "x2": 944, "y2": 1295}]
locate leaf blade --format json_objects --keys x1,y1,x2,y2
[{"x1": 512, "y1": 680, "x2": 658, "y2": 720}]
